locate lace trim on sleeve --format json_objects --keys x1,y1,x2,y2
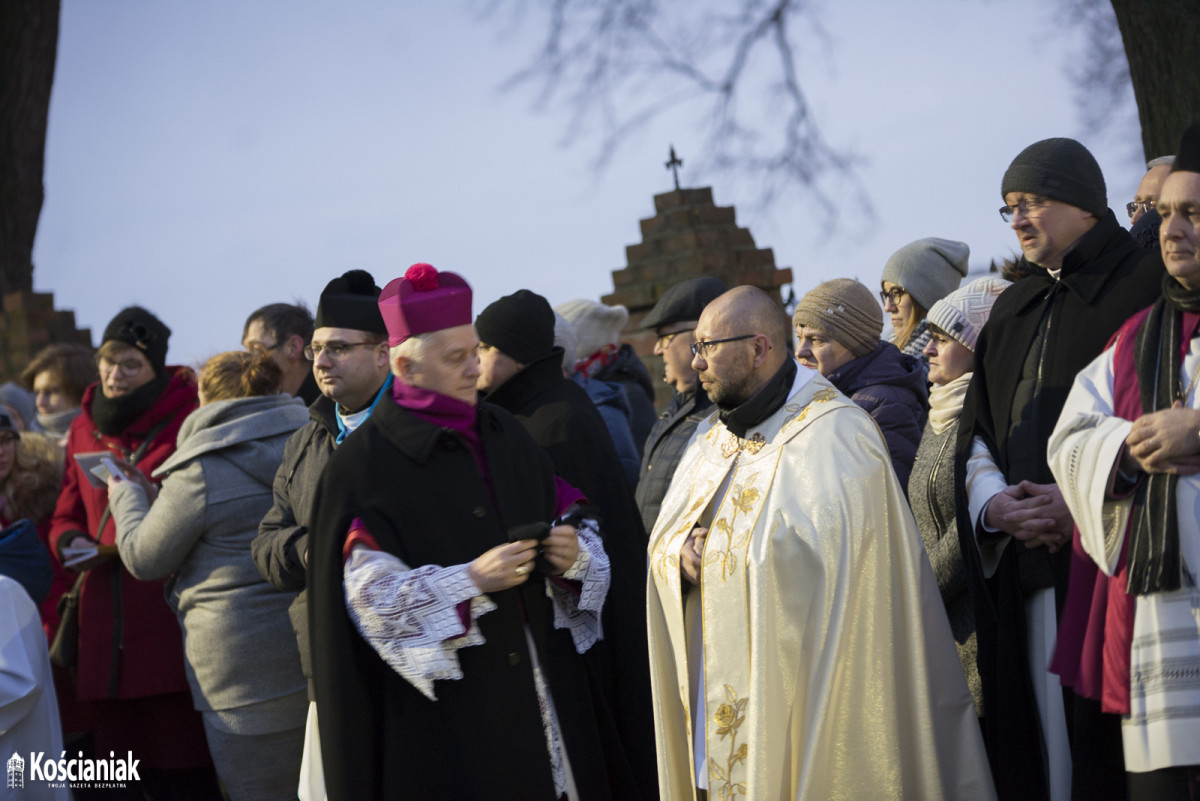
[
  {"x1": 344, "y1": 548, "x2": 495, "y2": 701},
  {"x1": 548, "y1": 518, "x2": 609, "y2": 653}
]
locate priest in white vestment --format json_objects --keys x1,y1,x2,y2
[
  {"x1": 1048, "y1": 125, "x2": 1200, "y2": 801},
  {"x1": 646, "y1": 286, "x2": 994, "y2": 801}
]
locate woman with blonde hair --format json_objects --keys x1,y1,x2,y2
[
  {"x1": 109, "y1": 347, "x2": 309, "y2": 801},
  {"x1": 880, "y1": 237, "x2": 970, "y2": 363}
]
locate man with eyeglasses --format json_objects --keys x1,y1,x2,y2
[
  {"x1": 1049, "y1": 122, "x2": 1200, "y2": 801},
  {"x1": 242, "y1": 302, "x2": 320, "y2": 404},
  {"x1": 955, "y1": 137, "x2": 1164, "y2": 801},
  {"x1": 252, "y1": 269, "x2": 392, "y2": 795},
  {"x1": 647, "y1": 286, "x2": 993, "y2": 800},
  {"x1": 1128, "y1": 155, "x2": 1176, "y2": 251},
  {"x1": 308, "y1": 265, "x2": 629, "y2": 799},
  {"x1": 633, "y1": 276, "x2": 727, "y2": 533}
]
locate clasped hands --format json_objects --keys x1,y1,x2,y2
[
  {"x1": 984, "y1": 481, "x2": 1073, "y2": 553},
  {"x1": 467, "y1": 525, "x2": 579, "y2": 593}
]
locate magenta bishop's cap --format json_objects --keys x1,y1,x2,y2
[{"x1": 378, "y1": 263, "x2": 473, "y2": 346}]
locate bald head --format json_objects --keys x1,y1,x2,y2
[{"x1": 692, "y1": 286, "x2": 791, "y2": 410}]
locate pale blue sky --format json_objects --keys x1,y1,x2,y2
[{"x1": 32, "y1": 0, "x2": 1145, "y2": 364}]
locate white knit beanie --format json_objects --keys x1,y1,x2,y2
[
  {"x1": 880, "y1": 238, "x2": 970, "y2": 311},
  {"x1": 924, "y1": 276, "x2": 1011, "y2": 352},
  {"x1": 553, "y1": 299, "x2": 629, "y2": 360},
  {"x1": 552, "y1": 313, "x2": 578, "y2": 375}
]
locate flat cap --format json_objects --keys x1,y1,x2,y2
[{"x1": 641, "y1": 276, "x2": 730, "y2": 330}]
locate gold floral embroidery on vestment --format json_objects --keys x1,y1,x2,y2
[
  {"x1": 780, "y1": 389, "x2": 836, "y2": 436},
  {"x1": 720, "y1": 432, "x2": 767, "y2": 459},
  {"x1": 704, "y1": 476, "x2": 760, "y2": 581},
  {"x1": 710, "y1": 684, "x2": 749, "y2": 799}
]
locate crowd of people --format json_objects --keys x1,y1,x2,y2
[{"x1": 1, "y1": 123, "x2": 1198, "y2": 801}]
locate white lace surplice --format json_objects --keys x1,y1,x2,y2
[{"x1": 343, "y1": 521, "x2": 609, "y2": 796}]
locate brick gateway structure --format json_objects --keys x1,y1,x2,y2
[{"x1": 602, "y1": 186, "x2": 792, "y2": 408}]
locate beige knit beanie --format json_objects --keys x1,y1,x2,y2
[{"x1": 792, "y1": 278, "x2": 883, "y2": 358}]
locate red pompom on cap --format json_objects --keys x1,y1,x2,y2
[{"x1": 405, "y1": 263, "x2": 440, "y2": 292}]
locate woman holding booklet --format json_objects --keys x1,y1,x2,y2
[{"x1": 47, "y1": 306, "x2": 220, "y2": 799}]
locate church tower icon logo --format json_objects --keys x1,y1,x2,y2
[{"x1": 7, "y1": 753, "x2": 24, "y2": 789}]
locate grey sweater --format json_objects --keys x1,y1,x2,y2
[
  {"x1": 110, "y1": 393, "x2": 309, "y2": 726},
  {"x1": 907, "y1": 416, "x2": 982, "y2": 716}
]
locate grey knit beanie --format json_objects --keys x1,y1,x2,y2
[
  {"x1": 1001, "y1": 138, "x2": 1107, "y2": 217},
  {"x1": 792, "y1": 279, "x2": 882, "y2": 358},
  {"x1": 880, "y1": 238, "x2": 970, "y2": 311},
  {"x1": 925, "y1": 276, "x2": 1011, "y2": 352}
]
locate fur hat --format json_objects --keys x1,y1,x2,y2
[
  {"x1": 554, "y1": 299, "x2": 629, "y2": 360},
  {"x1": 880, "y1": 238, "x2": 969, "y2": 311},
  {"x1": 1001, "y1": 137, "x2": 1107, "y2": 217},
  {"x1": 925, "y1": 276, "x2": 1011, "y2": 352},
  {"x1": 475, "y1": 290, "x2": 556, "y2": 365},
  {"x1": 792, "y1": 279, "x2": 883, "y2": 358},
  {"x1": 378, "y1": 264, "x2": 473, "y2": 347}
]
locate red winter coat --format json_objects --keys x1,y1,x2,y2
[{"x1": 48, "y1": 367, "x2": 198, "y2": 701}]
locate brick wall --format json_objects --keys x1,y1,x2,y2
[
  {"x1": 603, "y1": 186, "x2": 792, "y2": 408},
  {"x1": 0, "y1": 290, "x2": 92, "y2": 383}
]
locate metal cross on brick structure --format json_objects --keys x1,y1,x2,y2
[{"x1": 665, "y1": 145, "x2": 683, "y2": 190}]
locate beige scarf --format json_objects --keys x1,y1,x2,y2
[{"x1": 927, "y1": 372, "x2": 972, "y2": 435}]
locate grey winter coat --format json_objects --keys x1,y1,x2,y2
[{"x1": 109, "y1": 393, "x2": 309, "y2": 726}]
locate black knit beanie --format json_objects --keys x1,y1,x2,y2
[
  {"x1": 475, "y1": 290, "x2": 555, "y2": 365},
  {"x1": 102, "y1": 306, "x2": 171, "y2": 376},
  {"x1": 1001, "y1": 137, "x2": 1107, "y2": 217},
  {"x1": 315, "y1": 269, "x2": 387, "y2": 334}
]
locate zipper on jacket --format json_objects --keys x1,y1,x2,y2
[{"x1": 926, "y1": 433, "x2": 955, "y2": 535}]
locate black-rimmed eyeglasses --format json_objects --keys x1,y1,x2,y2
[
  {"x1": 999, "y1": 196, "x2": 1051, "y2": 223},
  {"x1": 690, "y1": 334, "x2": 756, "y2": 359},
  {"x1": 879, "y1": 287, "x2": 907, "y2": 306}
]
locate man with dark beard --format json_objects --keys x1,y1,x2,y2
[{"x1": 645, "y1": 286, "x2": 993, "y2": 800}]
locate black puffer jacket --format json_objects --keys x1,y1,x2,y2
[
  {"x1": 634, "y1": 387, "x2": 713, "y2": 533},
  {"x1": 826, "y1": 340, "x2": 929, "y2": 492}
]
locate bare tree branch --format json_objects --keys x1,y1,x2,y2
[{"x1": 476, "y1": 0, "x2": 872, "y2": 228}]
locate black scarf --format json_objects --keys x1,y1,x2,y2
[
  {"x1": 90, "y1": 376, "x2": 168, "y2": 436},
  {"x1": 1128, "y1": 273, "x2": 1200, "y2": 594},
  {"x1": 719, "y1": 358, "x2": 797, "y2": 439}
]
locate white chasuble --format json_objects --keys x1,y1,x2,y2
[{"x1": 647, "y1": 369, "x2": 995, "y2": 801}]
